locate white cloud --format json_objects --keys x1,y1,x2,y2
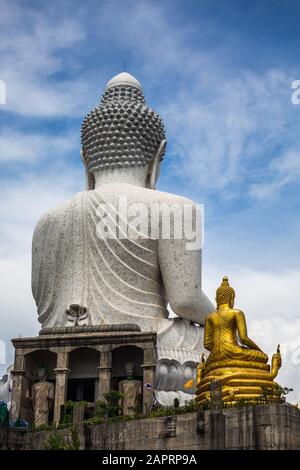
[
  {"x1": 0, "y1": 167, "x2": 83, "y2": 255},
  {"x1": 0, "y1": 130, "x2": 78, "y2": 163},
  {"x1": 94, "y1": 1, "x2": 300, "y2": 198},
  {"x1": 250, "y1": 150, "x2": 300, "y2": 199},
  {"x1": 0, "y1": 1, "x2": 94, "y2": 117},
  {"x1": 163, "y1": 69, "x2": 300, "y2": 198},
  {"x1": 97, "y1": 1, "x2": 190, "y2": 69},
  {"x1": 1, "y1": 0, "x2": 299, "y2": 199},
  {"x1": 102, "y1": 3, "x2": 300, "y2": 200}
]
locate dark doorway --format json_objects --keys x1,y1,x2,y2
[{"x1": 67, "y1": 378, "x2": 96, "y2": 402}]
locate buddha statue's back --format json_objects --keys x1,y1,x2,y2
[{"x1": 33, "y1": 182, "x2": 196, "y2": 329}]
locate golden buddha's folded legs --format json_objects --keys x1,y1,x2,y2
[
  {"x1": 196, "y1": 366, "x2": 282, "y2": 404},
  {"x1": 206, "y1": 359, "x2": 270, "y2": 373}
]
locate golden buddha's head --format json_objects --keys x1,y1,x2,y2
[{"x1": 216, "y1": 276, "x2": 235, "y2": 308}]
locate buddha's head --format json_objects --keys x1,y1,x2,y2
[
  {"x1": 216, "y1": 276, "x2": 235, "y2": 308},
  {"x1": 125, "y1": 361, "x2": 134, "y2": 379},
  {"x1": 81, "y1": 72, "x2": 166, "y2": 189},
  {"x1": 37, "y1": 367, "x2": 47, "y2": 382}
]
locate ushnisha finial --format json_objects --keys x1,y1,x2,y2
[{"x1": 105, "y1": 72, "x2": 142, "y2": 91}]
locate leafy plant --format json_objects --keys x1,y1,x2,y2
[
  {"x1": 68, "y1": 428, "x2": 81, "y2": 450},
  {"x1": 235, "y1": 399, "x2": 247, "y2": 407},
  {"x1": 149, "y1": 399, "x2": 197, "y2": 418},
  {"x1": 275, "y1": 385, "x2": 293, "y2": 403},
  {"x1": 47, "y1": 432, "x2": 66, "y2": 450},
  {"x1": 94, "y1": 390, "x2": 124, "y2": 418},
  {"x1": 104, "y1": 390, "x2": 124, "y2": 403},
  {"x1": 182, "y1": 399, "x2": 197, "y2": 412},
  {"x1": 260, "y1": 385, "x2": 293, "y2": 403},
  {"x1": 47, "y1": 428, "x2": 80, "y2": 450}
]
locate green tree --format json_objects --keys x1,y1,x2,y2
[{"x1": 94, "y1": 390, "x2": 124, "y2": 418}]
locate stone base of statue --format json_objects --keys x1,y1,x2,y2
[{"x1": 10, "y1": 324, "x2": 156, "y2": 426}]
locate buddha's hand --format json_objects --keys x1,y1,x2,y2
[
  {"x1": 271, "y1": 350, "x2": 282, "y2": 377},
  {"x1": 273, "y1": 352, "x2": 282, "y2": 368}
]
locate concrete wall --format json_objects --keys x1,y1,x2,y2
[
  {"x1": 0, "y1": 427, "x2": 7, "y2": 450},
  {"x1": 3, "y1": 403, "x2": 300, "y2": 450}
]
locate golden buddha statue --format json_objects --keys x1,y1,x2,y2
[{"x1": 195, "y1": 276, "x2": 282, "y2": 404}]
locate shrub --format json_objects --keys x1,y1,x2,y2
[
  {"x1": 94, "y1": 390, "x2": 124, "y2": 418},
  {"x1": 47, "y1": 428, "x2": 80, "y2": 450}
]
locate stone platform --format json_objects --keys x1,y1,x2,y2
[{"x1": 10, "y1": 324, "x2": 156, "y2": 425}]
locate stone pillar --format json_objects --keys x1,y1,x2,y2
[
  {"x1": 73, "y1": 402, "x2": 85, "y2": 426},
  {"x1": 53, "y1": 351, "x2": 70, "y2": 426},
  {"x1": 10, "y1": 351, "x2": 25, "y2": 421},
  {"x1": 209, "y1": 380, "x2": 225, "y2": 450},
  {"x1": 141, "y1": 347, "x2": 156, "y2": 416},
  {"x1": 97, "y1": 346, "x2": 112, "y2": 401}
]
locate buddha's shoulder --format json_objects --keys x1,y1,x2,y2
[
  {"x1": 93, "y1": 184, "x2": 197, "y2": 206},
  {"x1": 231, "y1": 308, "x2": 245, "y2": 317},
  {"x1": 207, "y1": 308, "x2": 244, "y2": 320},
  {"x1": 34, "y1": 186, "x2": 198, "y2": 229},
  {"x1": 232, "y1": 308, "x2": 244, "y2": 314},
  {"x1": 34, "y1": 191, "x2": 86, "y2": 228},
  {"x1": 153, "y1": 188, "x2": 196, "y2": 206},
  {"x1": 206, "y1": 310, "x2": 218, "y2": 321}
]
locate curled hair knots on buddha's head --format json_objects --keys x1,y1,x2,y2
[
  {"x1": 216, "y1": 276, "x2": 235, "y2": 307},
  {"x1": 81, "y1": 72, "x2": 166, "y2": 173}
]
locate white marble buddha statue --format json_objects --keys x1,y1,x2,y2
[{"x1": 32, "y1": 72, "x2": 214, "y2": 405}]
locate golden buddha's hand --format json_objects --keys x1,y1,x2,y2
[
  {"x1": 242, "y1": 337, "x2": 263, "y2": 352},
  {"x1": 271, "y1": 348, "x2": 282, "y2": 378},
  {"x1": 272, "y1": 352, "x2": 282, "y2": 368}
]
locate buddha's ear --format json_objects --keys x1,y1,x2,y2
[
  {"x1": 146, "y1": 139, "x2": 167, "y2": 189},
  {"x1": 80, "y1": 148, "x2": 95, "y2": 190}
]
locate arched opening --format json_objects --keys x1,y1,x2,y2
[
  {"x1": 111, "y1": 345, "x2": 143, "y2": 391},
  {"x1": 25, "y1": 349, "x2": 57, "y2": 382},
  {"x1": 67, "y1": 347, "x2": 99, "y2": 403}
]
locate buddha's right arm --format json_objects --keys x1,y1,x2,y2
[
  {"x1": 236, "y1": 311, "x2": 262, "y2": 351},
  {"x1": 158, "y1": 238, "x2": 212, "y2": 325}
]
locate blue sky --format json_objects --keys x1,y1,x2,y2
[{"x1": 1, "y1": 0, "x2": 300, "y2": 400}]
